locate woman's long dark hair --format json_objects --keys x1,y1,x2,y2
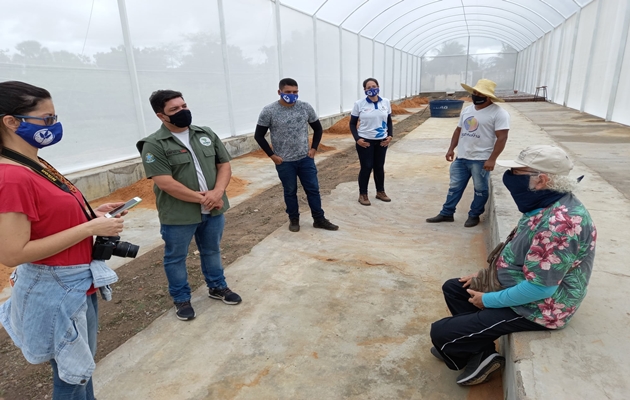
[{"x1": 0, "y1": 81, "x2": 51, "y2": 150}]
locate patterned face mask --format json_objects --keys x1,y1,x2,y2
[
  {"x1": 15, "y1": 121, "x2": 64, "y2": 148},
  {"x1": 365, "y1": 88, "x2": 380, "y2": 97},
  {"x1": 280, "y1": 93, "x2": 298, "y2": 104}
]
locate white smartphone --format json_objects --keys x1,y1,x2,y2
[{"x1": 104, "y1": 197, "x2": 142, "y2": 218}]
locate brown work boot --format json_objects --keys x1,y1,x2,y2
[
  {"x1": 358, "y1": 194, "x2": 371, "y2": 206},
  {"x1": 376, "y1": 191, "x2": 391, "y2": 202}
]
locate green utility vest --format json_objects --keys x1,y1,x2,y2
[{"x1": 137, "y1": 124, "x2": 231, "y2": 225}]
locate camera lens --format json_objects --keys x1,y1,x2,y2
[{"x1": 112, "y1": 241, "x2": 139, "y2": 258}]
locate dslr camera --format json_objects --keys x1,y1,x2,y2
[{"x1": 92, "y1": 236, "x2": 139, "y2": 260}]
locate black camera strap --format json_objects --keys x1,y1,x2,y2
[{"x1": 0, "y1": 147, "x2": 97, "y2": 221}]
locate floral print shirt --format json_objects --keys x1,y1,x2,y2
[{"x1": 496, "y1": 193, "x2": 597, "y2": 329}]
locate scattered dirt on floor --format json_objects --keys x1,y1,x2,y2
[{"x1": 0, "y1": 109, "x2": 434, "y2": 400}]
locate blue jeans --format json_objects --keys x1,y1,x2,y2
[
  {"x1": 440, "y1": 158, "x2": 489, "y2": 217},
  {"x1": 356, "y1": 139, "x2": 388, "y2": 194},
  {"x1": 275, "y1": 156, "x2": 324, "y2": 220},
  {"x1": 51, "y1": 293, "x2": 98, "y2": 400},
  {"x1": 160, "y1": 214, "x2": 228, "y2": 303}
]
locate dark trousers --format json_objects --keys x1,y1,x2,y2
[
  {"x1": 430, "y1": 278, "x2": 549, "y2": 371},
  {"x1": 275, "y1": 156, "x2": 324, "y2": 220},
  {"x1": 356, "y1": 139, "x2": 388, "y2": 195}
]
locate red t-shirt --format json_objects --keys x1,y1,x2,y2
[{"x1": 0, "y1": 164, "x2": 94, "y2": 266}]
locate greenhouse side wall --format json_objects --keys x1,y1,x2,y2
[
  {"x1": 0, "y1": 0, "x2": 417, "y2": 175},
  {"x1": 514, "y1": 0, "x2": 630, "y2": 125}
]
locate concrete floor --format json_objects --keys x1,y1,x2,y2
[
  {"x1": 7, "y1": 100, "x2": 629, "y2": 398},
  {"x1": 92, "y1": 113, "x2": 503, "y2": 399},
  {"x1": 0, "y1": 112, "x2": 416, "y2": 304}
]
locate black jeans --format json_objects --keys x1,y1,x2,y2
[
  {"x1": 430, "y1": 278, "x2": 549, "y2": 370},
  {"x1": 356, "y1": 139, "x2": 388, "y2": 194}
]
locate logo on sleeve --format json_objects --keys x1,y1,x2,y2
[
  {"x1": 199, "y1": 137, "x2": 212, "y2": 146},
  {"x1": 145, "y1": 153, "x2": 156, "y2": 163}
]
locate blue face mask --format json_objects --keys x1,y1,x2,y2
[
  {"x1": 15, "y1": 121, "x2": 64, "y2": 148},
  {"x1": 365, "y1": 88, "x2": 380, "y2": 97},
  {"x1": 502, "y1": 170, "x2": 565, "y2": 213},
  {"x1": 280, "y1": 93, "x2": 298, "y2": 104}
]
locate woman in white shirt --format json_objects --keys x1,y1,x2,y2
[{"x1": 349, "y1": 78, "x2": 393, "y2": 206}]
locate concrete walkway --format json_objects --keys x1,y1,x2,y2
[{"x1": 93, "y1": 113, "x2": 504, "y2": 399}]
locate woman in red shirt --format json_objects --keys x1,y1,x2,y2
[{"x1": 0, "y1": 81, "x2": 126, "y2": 400}]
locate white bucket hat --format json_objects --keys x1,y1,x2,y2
[{"x1": 497, "y1": 145, "x2": 574, "y2": 176}]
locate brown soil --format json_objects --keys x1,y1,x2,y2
[
  {"x1": 458, "y1": 96, "x2": 471, "y2": 101},
  {"x1": 0, "y1": 109, "x2": 432, "y2": 400},
  {"x1": 0, "y1": 263, "x2": 12, "y2": 294},
  {"x1": 390, "y1": 104, "x2": 411, "y2": 115},
  {"x1": 90, "y1": 176, "x2": 251, "y2": 211},
  {"x1": 325, "y1": 116, "x2": 352, "y2": 135},
  {"x1": 244, "y1": 143, "x2": 336, "y2": 159},
  {"x1": 398, "y1": 97, "x2": 429, "y2": 107}
]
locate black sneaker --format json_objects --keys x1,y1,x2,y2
[
  {"x1": 174, "y1": 300, "x2": 196, "y2": 321},
  {"x1": 456, "y1": 352, "x2": 504, "y2": 386},
  {"x1": 464, "y1": 216, "x2": 480, "y2": 227},
  {"x1": 208, "y1": 287, "x2": 242, "y2": 305},
  {"x1": 430, "y1": 347, "x2": 445, "y2": 362},
  {"x1": 426, "y1": 214, "x2": 455, "y2": 223},
  {"x1": 313, "y1": 218, "x2": 339, "y2": 231},
  {"x1": 289, "y1": 218, "x2": 300, "y2": 232}
]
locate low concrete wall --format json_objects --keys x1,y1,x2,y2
[{"x1": 67, "y1": 112, "x2": 350, "y2": 201}]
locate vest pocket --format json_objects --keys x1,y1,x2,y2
[
  {"x1": 202, "y1": 147, "x2": 216, "y2": 158},
  {"x1": 167, "y1": 153, "x2": 191, "y2": 165}
]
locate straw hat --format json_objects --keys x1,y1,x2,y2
[{"x1": 461, "y1": 79, "x2": 504, "y2": 102}]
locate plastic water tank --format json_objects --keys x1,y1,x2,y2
[{"x1": 429, "y1": 99, "x2": 464, "y2": 118}]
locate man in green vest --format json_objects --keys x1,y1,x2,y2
[{"x1": 137, "y1": 90, "x2": 241, "y2": 321}]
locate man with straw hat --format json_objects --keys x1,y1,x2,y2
[{"x1": 427, "y1": 79, "x2": 510, "y2": 227}]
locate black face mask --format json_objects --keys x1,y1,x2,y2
[
  {"x1": 471, "y1": 94, "x2": 488, "y2": 105},
  {"x1": 502, "y1": 170, "x2": 565, "y2": 213},
  {"x1": 166, "y1": 109, "x2": 192, "y2": 128}
]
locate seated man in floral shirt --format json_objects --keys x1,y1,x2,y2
[{"x1": 430, "y1": 145, "x2": 596, "y2": 386}]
